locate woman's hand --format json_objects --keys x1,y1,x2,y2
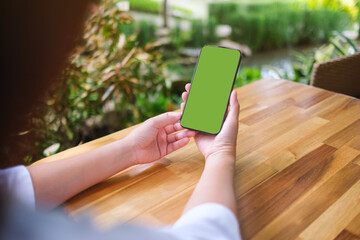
[
  {"x1": 181, "y1": 83, "x2": 240, "y2": 160},
  {"x1": 126, "y1": 112, "x2": 196, "y2": 165}
]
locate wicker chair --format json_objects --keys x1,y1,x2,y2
[{"x1": 310, "y1": 52, "x2": 360, "y2": 98}]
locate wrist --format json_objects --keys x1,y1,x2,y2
[
  {"x1": 205, "y1": 151, "x2": 236, "y2": 166},
  {"x1": 203, "y1": 151, "x2": 236, "y2": 179},
  {"x1": 121, "y1": 137, "x2": 139, "y2": 166},
  {"x1": 106, "y1": 138, "x2": 137, "y2": 170}
]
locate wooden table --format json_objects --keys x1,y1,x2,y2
[{"x1": 37, "y1": 78, "x2": 360, "y2": 240}]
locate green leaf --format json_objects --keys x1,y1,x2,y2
[{"x1": 88, "y1": 92, "x2": 99, "y2": 101}]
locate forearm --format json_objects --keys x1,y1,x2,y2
[
  {"x1": 27, "y1": 138, "x2": 135, "y2": 210},
  {"x1": 183, "y1": 153, "x2": 237, "y2": 216}
]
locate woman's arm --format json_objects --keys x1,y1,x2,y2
[
  {"x1": 28, "y1": 111, "x2": 195, "y2": 210},
  {"x1": 183, "y1": 153, "x2": 237, "y2": 215},
  {"x1": 27, "y1": 139, "x2": 134, "y2": 210},
  {"x1": 180, "y1": 85, "x2": 240, "y2": 216}
]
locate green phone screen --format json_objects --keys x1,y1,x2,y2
[{"x1": 181, "y1": 45, "x2": 241, "y2": 134}]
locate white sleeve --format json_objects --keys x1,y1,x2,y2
[
  {"x1": 161, "y1": 203, "x2": 241, "y2": 240},
  {"x1": 0, "y1": 165, "x2": 35, "y2": 210}
]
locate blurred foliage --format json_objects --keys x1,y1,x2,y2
[
  {"x1": 206, "y1": 17, "x2": 220, "y2": 44},
  {"x1": 188, "y1": 20, "x2": 205, "y2": 48},
  {"x1": 128, "y1": 0, "x2": 192, "y2": 16},
  {"x1": 269, "y1": 32, "x2": 359, "y2": 84},
  {"x1": 128, "y1": 0, "x2": 159, "y2": 13},
  {"x1": 27, "y1": 0, "x2": 176, "y2": 161},
  {"x1": 116, "y1": 20, "x2": 158, "y2": 47},
  {"x1": 186, "y1": 18, "x2": 220, "y2": 47},
  {"x1": 137, "y1": 21, "x2": 156, "y2": 46},
  {"x1": 307, "y1": 0, "x2": 359, "y2": 19},
  {"x1": 231, "y1": 33, "x2": 359, "y2": 89},
  {"x1": 171, "y1": 22, "x2": 185, "y2": 49},
  {"x1": 209, "y1": 1, "x2": 354, "y2": 51},
  {"x1": 234, "y1": 67, "x2": 262, "y2": 88}
]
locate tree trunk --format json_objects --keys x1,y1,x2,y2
[{"x1": 162, "y1": 0, "x2": 168, "y2": 28}]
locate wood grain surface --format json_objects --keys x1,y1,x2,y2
[{"x1": 36, "y1": 79, "x2": 360, "y2": 239}]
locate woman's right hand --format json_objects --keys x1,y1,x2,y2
[{"x1": 181, "y1": 83, "x2": 240, "y2": 160}]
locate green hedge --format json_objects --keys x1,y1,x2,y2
[
  {"x1": 128, "y1": 0, "x2": 192, "y2": 16},
  {"x1": 209, "y1": 1, "x2": 352, "y2": 50},
  {"x1": 186, "y1": 18, "x2": 220, "y2": 47},
  {"x1": 129, "y1": 0, "x2": 160, "y2": 13}
]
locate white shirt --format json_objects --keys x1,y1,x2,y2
[{"x1": 0, "y1": 166, "x2": 241, "y2": 240}]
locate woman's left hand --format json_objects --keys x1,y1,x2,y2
[{"x1": 126, "y1": 112, "x2": 196, "y2": 165}]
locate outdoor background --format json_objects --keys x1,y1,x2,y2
[{"x1": 19, "y1": 0, "x2": 360, "y2": 164}]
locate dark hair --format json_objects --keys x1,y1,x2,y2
[{"x1": 0, "y1": 0, "x2": 93, "y2": 168}]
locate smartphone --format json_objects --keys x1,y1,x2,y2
[{"x1": 180, "y1": 45, "x2": 242, "y2": 134}]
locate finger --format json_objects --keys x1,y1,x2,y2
[
  {"x1": 147, "y1": 112, "x2": 182, "y2": 129},
  {"x1": 167, "y1": 130, "x2": 196, "y2": 143},
  {"x1": 181, "y1": 91, "x2": 188, "y2": 102},
  {"x1": 167, "y1": 137, "x2": 190, "y2": 154},
  {"x1": 165, "y1": 122, "x2": 184, "y2": 134},
  {"x1": 181, "y1": 102, "x2": 185, "y2": 112},
  {"x1": 182, "y1": 92, "x2": 188, "y2": 105},
  {"x1": 158, "y1": 128, "x2": 167, "y2": 157},
  {"x1": 185, "y1": 83, "x2": 191, "y2": 92}
]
